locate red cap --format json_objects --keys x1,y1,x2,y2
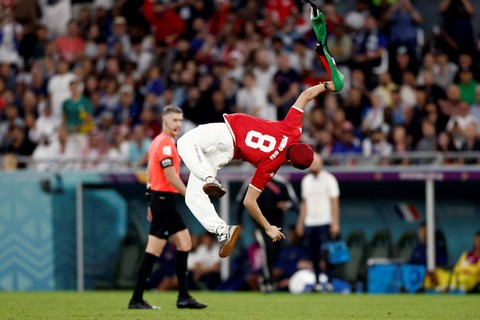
[{"x1": 287, "y1": 143, "x2": 314, "y2": 170}]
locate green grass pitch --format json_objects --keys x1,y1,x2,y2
[{"x1": 1, "y1": 291, "x2": 479, "y2": 320}]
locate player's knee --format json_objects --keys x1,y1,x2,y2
[{"x1": 178, "y1": 239, "x2": 192, "y2": 252}]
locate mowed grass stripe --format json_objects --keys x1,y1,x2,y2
[{"x1": 0, "y1": 291, "x2": 479, "y2": 320}]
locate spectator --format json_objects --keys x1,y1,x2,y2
[
  {"x1": 391, "y1": 45, "x2": 419, "y2": 86},
  {"x1": 187, "y1": 233, "x2": 221, "y2": 290},
  {"x1": 326, "y1": 23, "x2": 353, "y2": 66},
  {"x1": 362, "y1": 127, "x2": 393, "y2": 159},
  {"x1": 4, "y1": 122, "x2": 36, "y2": 168},
  {"x1": 390, "y1": 88, "x2": 409, "y2": 125},
  {"x1": 449, "y1": 231, "x2": 480, "y2": 293},
  {"x1": 0, "y1": 8, "x2": 23, "y2": 67},
  {"x1": 361, "y1": 92, "x2": 386, "y2": 134},
  {"x1": 331, "y1": 121, "x2": 362, "y2": 160},
  {"x1": 289, "y1": 39, "x2": 313, "y2": 77},
  {"x1": 352, "y1": 15, "x2": 387, "y2": 86},
  {"x1": 0, "y1": 104, "x2": 24, "y2": 146},
  {"x1": 252, "y1": 47, "x2": 277, "y2": 97},
  {"x1": 436, "y1": 131, "x2": 458, "y2": 165},
  {"x1": 205, "y1": 89, "x2": 227, "y2": 123},
  {"x1": 470, "y1": 85, "x2": 480, "y2": 123},
  {"x1": 323, "y1": 3, "x2": 344, "y2": 35},
  {"x1": 373, "y1": 72, "x2": 397, "y2": 108},
  {"x1": 97, "y1": 111, "x2": 116, "y2": 143},
  {"x1": 80, "y1": 129, "x2": 109, "y2": 171},
  {"x1": 446, "y1": 102, "x2": 479, "y2": 149},
  {"x1": 264, "y1": 0, "x2": 297, "y2": 30},
  {"x1": 181, "y1": 86, "x2": 202, "y2": 125},
  {"x1": 62, "y1": 79, "x2": 94, "y2": 153},
  {"x1": 40, "y1": 0, "x2": 72, "y2": 39},
  {"x1": 220, "y1": 76, "x2": 237, "y2": 114},
  {"x1": 344, "y1": 86, "x2": 369, "y2": 129},
  {"x1": 127, "y1": 124, "x2": 150, "y2": 168},
  {"x1": 406, "y1": 86, "x2": 428, "y2": 145},
  {"x1": 330, "y1": 107, "x2": 347, "y2": 141},
  {"x1": 415, "y1": 119, "x2": 437, "y2": 164},
  {"x1": 416, "y1": 52, "x2": 436, "y2": 85},
  {"x1": 385, "y1": 0, "x2": 423, "y2": 64},
  {"x1": 272, "y1": 227, "x2": 309, "y2": 291},
  {"x1": 139, "y1": 105, "x2": 161, "y2": 140},
  {"x1": 107, "y1": 16, "x2": 131, "y2": 58},
  {"x1": 390, "y1": 125, "x2": 412, "y2": 165},
  {"x1": 55, "y1": 20, "x2": 85, "y2": 63},
  {"x1": 433, "y1": 51, "x2": 458, "y2": 90},
  {"x1": 47, "y1": 59, "x2": 76, "y2": 119},
  {"x1": 143, "y1": 0, "x2": 185, "y2": 45},
  {"x1": 422, "y1": 69, "x2": 446, "y2": 104},
  {"x1": 410, "y1": 222, "x2": 448, "y2": 268},
  {"x1": 302, "y1": 107, "x2": 328, "y2": 150},
  {"x1": 29, "y1": 102, "x2": 61, "y2": 145},
  {"x1": 114, "y1": 84, "x2": 140, "y2": 127},
  {"x1": 344, "y1": 0, "x2": 370, "y2": 32},
  {"x1": 100, "y1": 78, "x2": 120, "y2": 111},
  {"x1": 459, "y1": 122, "x2": 480, "y2": 165},
  {"x1": 438, "y1": 0, "x2": 476, "y2": 59},
  {"x1": 457, "y1": 68, "x2": 477, "y2": 106},
  {"x1": 106, "y1": 128, "x2": 130, "y2": 171},
  {"x1": 13, "y1": 0, "x2": 42, "y2": 64},
  {"x1": 236, "y1": 71, "x2": 268, "y2": 118},
  {"x1": 269, "y1": 52, "x2": 301, "y2": 120},
  {"x1": 145, "y1": 66, "x2": 165, "y2": 96}
]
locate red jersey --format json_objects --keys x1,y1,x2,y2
[
  {"x1": 224, "y1": 107, "x2": 303, "y2": 191},
  {"x1": 148, "y1": 132, "x2": 181, "y2": 193}
]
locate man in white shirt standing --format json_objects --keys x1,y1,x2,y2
[
  {"x1": 47, "y1": 59, "x2": 76, "y2": 119},
  {"x1": 296, "y1": 153, "x2": 340, "y2": 290}
]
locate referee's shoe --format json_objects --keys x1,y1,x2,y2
[
  {"x1": 176, "y1": 297, "x2": 207, "y2": 309},
  {"x1": 128, "y1": 300, "x2": 160, "y2": 310}
]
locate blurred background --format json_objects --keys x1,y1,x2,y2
[{"x1": 0, "y1": 0, "x2": 480, "y2": 294}]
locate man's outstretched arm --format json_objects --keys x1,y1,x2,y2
[
  {"x1": 293, "y1": 81, "x2": 335, "y2": 111},
  {"x1": 243, "y1": 186, "x2": 286, "y2": 242}
]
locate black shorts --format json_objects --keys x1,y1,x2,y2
[{"x1": 149, "y1": 191, "x2": 187, "y2": 239}]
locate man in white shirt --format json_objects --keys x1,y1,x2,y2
[
  {"x1": 236, "y1": 71, "x2": 268, "y2": 118},
  {"x1": 296, "y1": 153, "x2": 340, "y2": 290},
  {"x1": 29, "y1": 102, "x2": 61, "y2": 144},
  {"x1": 47, "y1": 59, "x2": 76, "y2": 119}
]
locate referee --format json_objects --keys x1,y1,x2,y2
[{"x1": 128, "y1": 106, "x2": 206, "y2": 310}]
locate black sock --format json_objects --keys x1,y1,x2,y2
[
  {"x1": 131, "y1": 252, "x2": 157, "y2": 302},
  {"x1": 176, "y1": 251, "x2": 190, "y2": 299}
]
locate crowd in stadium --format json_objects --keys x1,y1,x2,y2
[{"x1": 0, "y1": 0, "x2": 480, "y2": 170}]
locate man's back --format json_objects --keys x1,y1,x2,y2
[{"x1": 224, "y1": 107, "x2": 303, "y2": 190}]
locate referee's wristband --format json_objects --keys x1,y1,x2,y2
[{"x1": 145, "y1": 188, "x2": 151, "y2": 202}]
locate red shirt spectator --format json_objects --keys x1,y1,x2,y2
[
  {"x1": 265, "y1": 0, "x2": 297, "y2": 27},
  {"x1": 55, "y1": 20, "x2": 85, "y2": 62},
  {"x1": 142, "y1": 0, "x2": 185, "y2": 45}
]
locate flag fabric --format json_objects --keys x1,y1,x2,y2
[{"x1": 395, "y1": 203, "x2": 421, "y2": 222}]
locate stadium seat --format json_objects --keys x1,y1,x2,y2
[
  {"x1": 111, "y1": 231, "x2": 146, "y2": 289},
  {"x1": 395, "y1": 231, "x2": 418, "y2": 263},
  {"x1": 334, "y1": 230, "x2": 368, "y2": 285},
  {"x1": 368, "y1": 230, "x2": 393, "y2": 259}
]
